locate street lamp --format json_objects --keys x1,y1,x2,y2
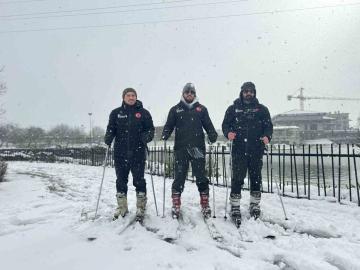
[{"x1": 88, "y1": 112, "x2": 93, "y2": 147}]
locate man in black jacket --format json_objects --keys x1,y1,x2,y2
[
  {"x1": 222, "y1": 82, "x2": 273, "y2": 224},
  {"x1": 104, "y1": 88, "x2": 155, "y2": 221},
  {"x1": 162, "y1": 83, "x2": 218, "y2": 219}
]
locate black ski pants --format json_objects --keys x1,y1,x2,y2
[
  {"x1": 172, "y1": 147, "x2": 209, "y2": 194},
  {"x1": 231, "y1": 150, "x2": 263, "y2": 196},
  {"x1": 114, "y1": 154, "x2": 146, "y2": 194}
]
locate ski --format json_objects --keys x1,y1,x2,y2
[
  {"x1": 86, "y1": 214, "x2": 137, "y2": 241},
  {"x1": 228, "y1": 215, "x2": 276, "y2": 241},
  {"x1": 203, "y1": 217, "x2": 224, "y2": 242},
  {"x1": 117, "y1": 215, "x2": 138, "y2": 235},
  {"x1": 144, "y1": 214, "x2": 181, "y2": 243}
]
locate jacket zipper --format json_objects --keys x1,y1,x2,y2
[{"x1": 127, "y1": 108, "x2": 131, "y2": 157}]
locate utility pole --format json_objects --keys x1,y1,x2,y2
[{"x1": 88, "y1": 112, "x2": 93, "y2": 147}]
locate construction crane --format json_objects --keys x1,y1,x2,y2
[{"x1": 287, "y1": 87, "x2": 360, "y2": 111}]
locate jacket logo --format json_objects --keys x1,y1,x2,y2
[
  {"x1": 118, "y1": 114, "x2": 127, "y2": 119},
  {"x1": 235, "y1": 109, "x2": 243, "y2": 113},
  {"x1": 176, "y1": 108, "x2": 184, "y2": 113},
  {"x1": 196, "y1": 107, "x2": 202, "y2": 112},
  {"x1": 135, "y1": 112, "x2": 142, "y2": 119}
]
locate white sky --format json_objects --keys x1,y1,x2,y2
[{"x1": 1, "y1": 0, "x2": 360, "y2": 131}]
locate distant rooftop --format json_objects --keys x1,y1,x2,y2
[
  {"x1": 276, "y1": 109, "x2": 325, "y2": 116},
  {"x1": 274, "y1": 126, "x2": 299, "y2": 129}
]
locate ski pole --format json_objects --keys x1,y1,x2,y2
[
  {"x1": 94, "y1": 146, "x2": 110, "y2": 220},
  {"x1": 266, "y1": 146, "x2": 288, "y2": 220},
  {"x1": 147, "y1": 147, "x2": 159, "y2": 216},
  {"x1": 210, "y1": 143, "x2": 216, "y2": 218},
  {"x1": 224, "y1": 141, "x2": 232, "y2": 220},
  {"x1": 162, "y1": 140, "x2": 167, "y2": 218}
]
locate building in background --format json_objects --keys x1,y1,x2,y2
[{"x1": 272, "y1": 110, "x2": 359, "y2": 144}]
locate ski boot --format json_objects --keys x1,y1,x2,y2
[
  {"x1": 230, "y1": 193, "x2": 242, "y2": 228},
  {"x1": 249, "y1": 191, "x2": 261, "y2": 220},
  {"x1": 200, "y1": 192, "x2": 211, "y2": 219},
  {"x1": 135, "y1": 192, "x2": 147, "y2": 223},
  {"x1": 171, "y1": 192, "x2": 181, "y2": 219},
  {"x1": 113, "y1": 192, "x2": 129, "y2": 220}
]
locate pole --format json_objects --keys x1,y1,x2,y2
[
  {"x1": 88, "y1": 112, "x2": 93, "y2": 148},
  {"x1": 94, "y1": 146, "x2": 110, "y2": 220},
  {"x1": 162, "y1": 140, "x2": 167, "y2": 218},
  {"x1": 266, "y1": 146, "x2": 288, "y2": 220},
  {"x1": 147, "y1": 147, "x2": 159, "y2": 216},
  {"x1": 224, "y1": 141, "x2": 232, "y2": 220},
  {"x1": 210, "y1": 143, "x2": 216, "y2": 218}
]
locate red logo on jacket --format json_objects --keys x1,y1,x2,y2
[
  {"x1": 135, "y1": 112, "x2": 142, "y2": 118},
  {"x1": 196, "y1": 107, "x2": 202, "y2": 112}
]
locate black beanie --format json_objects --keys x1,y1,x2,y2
[
  {"x1": 122, "y1": 88, "x2": 137, "y2": 99},
  {"x1": 240, "y1": 81, "x2": 256, "y2": 97},
  {"x1": 182, "y1": 83, "x2": 196, "y2": 96}
]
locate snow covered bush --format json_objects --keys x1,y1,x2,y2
[{"x1": 0, "y1": 159, "x2": 7, "y2": 182}]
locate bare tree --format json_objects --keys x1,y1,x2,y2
[
  {"x1": 0, "y1": 66, "x2": 7, "y2": 182},
  {"x1": 0, "y1": 66, "x2": 6, "y2": 117},
  {"x1": 24, "y1": 126, "x2": 46, "y2": 148}
]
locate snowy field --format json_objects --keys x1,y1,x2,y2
[{"x1": 1, "y1": 162, "x2": 360, "y2": 270}]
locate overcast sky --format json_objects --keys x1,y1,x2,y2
[{"x1": 1, "y1": 0, "x2": 360, "y2": 132}]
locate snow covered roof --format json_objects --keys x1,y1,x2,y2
[
  {"x1": 322, "y1": 116, "x2": 335, "y2": 120},
  {"x1": 274, "y1": 126, "x2": 300, "y2": 129},
  {"x1": 276, "y1": 109, "x2": 326, "y2": 116}
]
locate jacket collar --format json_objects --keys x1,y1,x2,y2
[
  {"x1": 121, "y1": 100, "x2": 143, "y2": 110},
  {"x1": 180, "y1": 96, "x2": 199, "y2": 110}
]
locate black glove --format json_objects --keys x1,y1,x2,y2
[
  {"x1": 208, "y1": 133, "x2": 217, "y2": 144},
  {"x1": 104, "y1": 136, "x2": 113, "y2": 146},
  {"x1": 141, "y1": 132, "x2": 151, "y2": 144},
  {"x1": 161, "y1": 134, "x2": 168, "y2": 141}
]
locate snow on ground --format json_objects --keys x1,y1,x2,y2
[{"x1": 1, "y1": 162, "x2": 360, "y2": 270}]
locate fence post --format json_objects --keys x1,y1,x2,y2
[
  {"x1": 347, "y1": 144, "x2": 352, "y2": 202},
  {"x1": 338, "y1": 144, "x2": 342, "y2": 203}
]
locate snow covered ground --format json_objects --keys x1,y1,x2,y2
[{"x1": 1, "y1": 162, "x2": 360, "y2": 270}]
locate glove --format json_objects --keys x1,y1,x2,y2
[
  {"x1": 141, "y1": 132, "x2": 151, "y2": 144},
  {"x1": 104, "y1": 137, "x2": 113, "y2": 146},
  {"x1": 208, "y1": 133, "x2": 217, "y2": 144}
]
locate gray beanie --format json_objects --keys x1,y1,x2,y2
[
  {"x1": 122, "y1": 88, "x2": 137, "y2": 99},
  {"x1": 182, "y1": 83, "x2": 196, "y2": 96}
]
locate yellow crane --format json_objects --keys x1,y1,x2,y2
[{"x1": 287, "y1": 87, "x2": 360, "y2": 111}]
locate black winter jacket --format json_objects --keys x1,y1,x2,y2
[
  {"x1": 162, "y1": 101, "x2": 218, "y2": 151},
  {"x1": 104, "y1": 100, "x2": 154, "y2": 158},
  {"x1": 222, "y1": 97, "x2": 273, "y2": 155}
]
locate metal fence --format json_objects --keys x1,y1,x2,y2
[{"x1": 1, "y1": 144, "x2": 359, "y2": 206}]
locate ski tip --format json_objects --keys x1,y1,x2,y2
[{"x1": 87, "y1": 237, "x2": 97, "y2": 241}]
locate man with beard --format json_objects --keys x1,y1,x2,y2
[
  {"x1": 104, "y1": 88, "x2": 155, "y2": 222},
  {"x1": 161, "y1": 83, "x2": 218, "y2": 219},
  {"x1": 222, "y1": 82, "x2": 273, "y2": 226}
]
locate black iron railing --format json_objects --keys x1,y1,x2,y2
[{"x1": 1, "y1": 144, "x2": 359, "y2": 206}]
